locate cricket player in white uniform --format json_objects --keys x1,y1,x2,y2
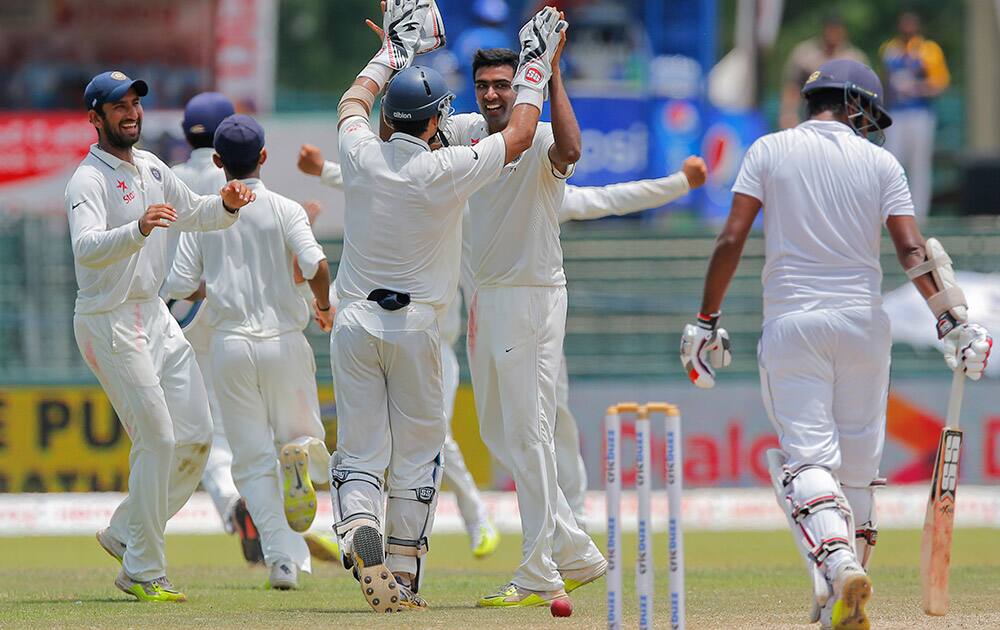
[
  {"x1": 169, "y1": 92, "x2": 266, "y2": 565},
  {"x1": 165, "y1": 114, "x2": 332, "y2": 590},
  {"x1": 67, "y1": 71, "x2": 255, "y2": 602},
  {"x1": 329, "y1": 0, "x2": 553, "y2": 612},
  {"x1": 681, "y1": 59, "x2": 992, "y2": 630},
  {"x1": 440, "y1": 43, "x2": 607, "y2": 605}
]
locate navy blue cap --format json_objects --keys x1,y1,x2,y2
[
  {"x1": 213, "y1": 114, "x2": 265, "y2": 167},
  {"x1": 182, "y1": 92, "x2": 235, "y2": 138},
  {"x1": 801, "y1": 59, "x2": 892, "y2": 128},
  {"x1": 84, "y1": 71, "x2": 149, "y2": 111}
]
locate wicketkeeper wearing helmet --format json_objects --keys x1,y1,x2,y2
[
  {"x1": 327, "y1": 0, "x2": 549, "y2": 612},
  {"x1": 680, "y1": 58, "x2": 991, "y2": 630}
]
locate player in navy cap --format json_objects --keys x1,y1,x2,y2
[
  {"x1": 170, "y1": 92, "x2": 267, "y2": 566},
  {"x1": 164, "y1": 113, "x2": 333, "y2": 591},
  {"x1": 68, "y1": 71, "x2": 256, "y2": 603}
]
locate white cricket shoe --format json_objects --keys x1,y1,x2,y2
[
  {"x1": 268, "y1": 560, "x2": 299, "y2": 590},
  {"x1": 96, "y1": 528, "x2": 125, "y2": 563}
]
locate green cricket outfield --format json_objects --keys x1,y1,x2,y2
[{"x1": 1, "y1": 529, "x2": 998, "y2": 629}]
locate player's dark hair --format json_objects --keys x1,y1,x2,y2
[
  {"x1": 472, "y1": 48, "x2": 519, "y2": 80},
  {"x1": 218, "y1": 156, "x2": 259, "y2": 180},
  {"x1": 392, "y1": 117, "x2": 433, "y2": 137},
  {"x1": 805, "y1": 88, "x2": 847, "y2": 118},
  {"x1": 185, "y1": 132, "x2": 214, "y2": 150}
]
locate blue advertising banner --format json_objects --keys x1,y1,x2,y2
[{"x1": 570, "y1": 97, "x2": 650, "y2": 188}]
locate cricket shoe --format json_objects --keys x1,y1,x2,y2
[
  {"x1": 114, "y1": 571, "x2": 187, "y2": 602},
  {"x1": 471, "y1": 522, "x2": 501, "y2": 559},
  {"x1": 352, "y1": 525, "x2": 406, "y2": 613},
  {"x1": 393, "y1": 577, "x2": 429, "y2": 611},
  {"x1": 304, "y1": 532, "x2": 341, "y2": 563},
  {"x1": 96, "y1": 528, "x2": 125, "y2": 564},
  {"x1": 828, "y1": 563, "x2": 872, "y2": 630},
  {"x1": 561, "y1": 557, "x2": 607, "y2": 593},
  {"x1": 477, "y1": 582, "x2": 567, "y2": 608},
  {"x1": 268, "y1": 560, "x2": 299, "y2": 590},
  {"x1": 229, "y1": 498, "x2": 265, "y2": 565},
  {"x1": 280, "y1": 443, "x2": 317, "y2": 532}
]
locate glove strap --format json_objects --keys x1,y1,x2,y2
[
  {"x1": 937, "y1": 312, "x2": 959, "y2": 339},
  {"x1": 697, "y1": 311, "x2": 721, "y2": 332}
]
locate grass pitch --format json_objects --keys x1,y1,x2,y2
[{"x1": 2, "y1": 529, "x2": 999, "y2": 629}]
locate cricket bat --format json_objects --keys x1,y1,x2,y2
[{"x1": 920, "y1": 369, "x2": 965, "y2": 616}]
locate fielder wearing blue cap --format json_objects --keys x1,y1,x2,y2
[
  {"x1": 182, "y1": 92, "x2": 236, "y2": 150},
  {"x1": 212, "y1": 114, "x2": 267, "y2": 180},
  {"x1": 84, "y1": 70, "x2": 149, "y2": 154}
]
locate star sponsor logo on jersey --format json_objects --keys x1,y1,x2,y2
[
  {"x1": 150, "y1": 166, "x2": 162, "y2": 182},
  {"x1": 117, "y1": 179, "x2": 135, "y2": 204}
]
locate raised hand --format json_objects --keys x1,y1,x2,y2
[
  {"x1": 682, "y1": 156, "x2": 708, "y2": 189},
  {"x1": 220, "y1": 180, "x2": 256, "y2": 210},
  {"x1": 371, "y1": 0, "x2": 431, "y2": 71},
  {"x1": 139, "y1": 203, "x2": 177, "y2": 236},
  {"x1": 297, "y1": 145, "x2": 325, "y2": 176},
  {"x1": 513, "y1": 7, "x2": 568, "y2": 97}
]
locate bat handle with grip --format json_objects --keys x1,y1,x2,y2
[{"x1": 945, "y1": 368, "x2": 964, "y2": 430}]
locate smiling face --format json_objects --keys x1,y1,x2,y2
[
  {"x1": 475, "y1": 64, "x2": 516, "y2": 134},
  {"x1": 91, "y1": 88, "x2": 143, "y2": 150}
]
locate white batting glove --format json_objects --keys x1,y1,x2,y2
[
  {"x1": 942, "y1": 323, "x2": 992, "y2": 380},
  {"x1": 513, "y1": 7, "x2": 567, "y2": 97},
  {"x1": 679, "y1": 313, "x2": 732, "y2": 389},
  {"x1": 415, "y1": 0, "x2": 446, "y2": 54},
  {"x1": 371, "y1": 0, "x2": 430, "y2": 71}
]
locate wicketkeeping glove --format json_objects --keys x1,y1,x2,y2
[
  {"x1": 371, "y1": 0, "x2": 430, "y2": 71},
  {"x1": 513, "y1": 6, "x2": 567, "y2": 97},
  {"x1": 679, "y1": 312, "x2": 732, "y2": 389},
  {"x1": 415, "y1": 0, "x2": 446, "y2": 55},
  {"x1": 942, "y1": 323, "x2": 992, "y2": 380}
]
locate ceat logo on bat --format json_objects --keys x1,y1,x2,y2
[{"x1": 525, "y1": 66, "x2": 543, "y2": 84}]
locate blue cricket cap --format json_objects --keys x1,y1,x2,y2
[
  {"x1": 182, "y1": 92, "x2": 235, "y2": 139},
  {"x1": 84, "y1": 71, "x2": 148, "y2": 111},
  {"x1": 213, "y1": 114, "x2": 265, "y2": 167}
]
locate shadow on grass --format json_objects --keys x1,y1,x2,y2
[
  {"x1": 12, "y1": 597, "x2": 125, "y2": 604},
  {"x1": 284, "y1": 603, "x2": 479, "y2": 614}
]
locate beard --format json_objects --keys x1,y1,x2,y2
[{"x1": 102, "y1": 118, "x2": 142, "y2": 150}]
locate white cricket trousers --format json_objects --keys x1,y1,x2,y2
[
  {"x1": 757, "y1": 306, "x2": 890, "y2": 488},
  {"x1": 183, "y1": 311, "x2": 240, "y2": 530},
  {"x1": 884, "y1": 108, "x2": 936, "y2": 222},
  {"x1": 211, "y1": 330, "x2": 327, "y2": 572},
  {"x1": 469, "y1": 286, "x2": 603, "y2": 591},
  {"x1": 332, "y1": 300, "x2": 446, "y2": 577},
  {"x1": 440, "y1": 338, "x2": 490, "y2": 536},
  {"x1": 554, "y1": 353, "x2": 588, "y2": 527},
  {"x1": 74, "y1": 299, "x2": 212, "y2": 582}
]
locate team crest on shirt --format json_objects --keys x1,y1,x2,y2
[{"x1": 150, "y1": 166, "x2": 162, "y2": 182}]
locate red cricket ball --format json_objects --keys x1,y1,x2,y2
[{"x1": 550, "y1": 596, "x2": 573, "y2": 617}]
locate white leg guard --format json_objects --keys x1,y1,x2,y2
[
  {"x1": 842, "y1": 478, "x2": 885, "y2": 571},
  {"x1": 766, "y1": 449, "x2": 857, "y2": 608},
  {"x1": 385, "y1": 461, "x2": 441, "y2": 593},
  {"x1": 329, "y1": 453, "x2": 385, "y2": 565}
]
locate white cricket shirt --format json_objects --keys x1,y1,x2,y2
[
  {"x1": 65, "y1": 144, "x2": 237, "y2": 315},
  {"x1": 170, "y1": 147, "x2": 227, "y2": 263},
  {"x1": 731, "y1": 119, "x2": 915, "y2": 323},
  {"x1": 164, "y1": 180, "x2": 326, "y2": 337},
  {"x1": 335, "y1": 115, "x2": 505, "y2": 310},
  {"x1": 445, "y1": 114, "x2": 572, "y2": 288}
]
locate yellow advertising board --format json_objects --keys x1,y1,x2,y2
[{"x1": 0, "y1": 385, "x2": 493, "y2": 493}]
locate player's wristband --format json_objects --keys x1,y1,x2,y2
[
  {"x1": 223, "y1": 201, "x2": 240, "y2": 214},
  {"x1": 697, "y1": 311, "x2": 721, "y2": 331},
  {"x1": 936, "y1": 312, "x2": 959, "y2": 339},
  {"x1": 514, "y1": 86, "x2": 544, "y2": 111},
  {"x1": 317, "y1": 303, "x2": 331, "y2": 312}
]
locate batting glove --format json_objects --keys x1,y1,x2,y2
[
  {"x1": 371, "y1": 0, "x2": 430, "y2": 71},
  {"x1": 415, "y1": 0, "x2": 446, "y2": 55},
  {"x1": 942, "y1": 323, "x2": 992, "y2": 380},
  {"x1": 680, "y1": 312, "x2": 732, "y2": 389},
  {"x1": 513, "y1": 7, "x2": 567, "y2": 97}
]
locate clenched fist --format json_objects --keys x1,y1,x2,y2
[
  {"x1": 298, "y1": 145, "x2": 325, "y2": 176},
  {"x1": 682, "y1": 156, "x2": 708, "y2": 189}
]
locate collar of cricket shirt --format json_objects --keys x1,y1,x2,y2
[
  {"x1": 389, "y1": 132, "x2": 431, "y2": 152},
  {"x1": 239, "y1": 177, "x2": 265, "y2": 191}
]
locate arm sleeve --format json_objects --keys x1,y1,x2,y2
[
  {"x1": 558, "y1": 172, "x2": 691, "y2": 223},
  {"x1": 880, "y1": 151, "x2": 916, "y2": 221},
  {"x1": 163, "y1": 233, "x2": 204, "y2": 299},
  {"x1": 440, "y1": 132, "x2": 506, "y2": 201},
  {"x1": 67, "y1": 171, "x2": 146, "y2": 269},
  {"x1": 731, "y1": 138, "x2": 768, "y2": 203},
  {"x1": 159, "y1": 157, "x2": 238, "y2": 232},
  {"x1": 282, "y1": 202, "x2": 326, "y2": 281},
  {"x1": 320, "y1": 161, "x2": 344, "y2": 189}
]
